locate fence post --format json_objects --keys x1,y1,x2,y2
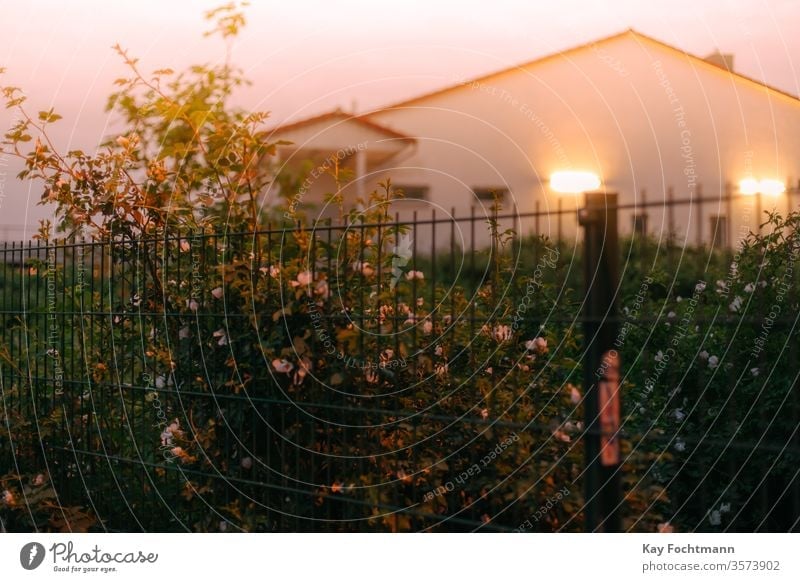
[{"x1": 579, "y1": 191, "x2": 622, "y2": 532}]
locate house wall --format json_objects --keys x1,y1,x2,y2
[
  {"x1": 361, "y1": 32, "x2": 800, "y2": 251},
  {"x1": 270, "y1": 115, "x2": 413, "y2": 223}
]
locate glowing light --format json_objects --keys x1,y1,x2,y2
[
  {"x1": 759, "y1": 179, "x2": 785, "y2": 197},
  {"x1": 550, "y1": 171, "x2": 601, "y2": 194},
  {"x1": 739, "y1": 178, "x2": 760, "y2": 195},
  {"x1": 739, "y1": 178, "x2": 786, "y2": 196}
]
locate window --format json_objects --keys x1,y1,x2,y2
[
  {"x1": 632, "y1": 214, "x2": 648, "y2": 236},
  {"x1": 395, "y1": 185, "x2": 429, "y2": 201},
  {"x1": 473, "y1": 187, "x2": 508, "y2": 202},
  {"x1": 709, "y1": 215, "x2": 728, "y2": 248}
]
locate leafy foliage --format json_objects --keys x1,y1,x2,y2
[{"x1": 1, "y1": 2, "x2": 273, "y2": 240}]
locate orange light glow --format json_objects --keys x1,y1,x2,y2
[
  {"x1": 550, "y1": 171, "x2": 601, "y2": 194},
  {"x1": 739, "y1": 178, "x2": 760, "y2": 195},
  {"x1": 758, "y1": 179, "x2": 786, "y2": 196},
  {"x1": 739, "y1": 178, "x2": 785, "y2": 196}
]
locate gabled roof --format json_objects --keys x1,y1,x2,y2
[
  {"x1": 269, "y1": 109, "x2": 412, "y2": 140},
  {"x1": 270, "y1": 28, "x2": 800, "y2": 137},
  {"x1": 365, "y1": 28, "x2": 800, "y2": 113},
  {"x1": 633, "y1": 29, "x2": 800, "y2": 104}
]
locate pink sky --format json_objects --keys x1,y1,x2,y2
[{"x1": 1, "y1": 0, "x2": 799, "y2": 231}]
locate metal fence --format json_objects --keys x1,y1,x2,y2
[{"x1": 1, "y1": 190, "x2": 799, "y2": 532}]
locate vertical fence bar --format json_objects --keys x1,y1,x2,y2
[
  {"x1": 557, "y1": 197, "x2": 563, "y2": 244},
  {"x1": 696, "y1": 183, "x2": 704, "y2": 247},
  {"x1": 792, "y1": 255, "x2": 800, "y2": 531},
  {"x1": 641, "y1": 188, "x2": 648, "y2": 238},
  {"x1": 579, "y1": 192, "x2": 621, "y2": 532},
  {"x1": 725, "y1": 182, "x2": 733, "y2": 249},
  {"x1": 667, "y1": 187, "x2": 675, "y2": 244},
  {"x1": 756, "y1": 192, "x2": 763, "y2": 234}
]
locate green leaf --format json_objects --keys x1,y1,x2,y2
[{"x1": 37, "y1": 109, "x2": 62, "y2": 123}]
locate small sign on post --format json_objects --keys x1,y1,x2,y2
[{"x1": 598, "y1": 350, "x2": 621, "y2": 466}]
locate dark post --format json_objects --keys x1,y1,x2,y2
[{"x1": 579, "y1": 191, "x2": 622, "y2": 532}]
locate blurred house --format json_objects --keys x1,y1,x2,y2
[{"x1": 269, "y1": 29, "x2": 800, "y2": 249}]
